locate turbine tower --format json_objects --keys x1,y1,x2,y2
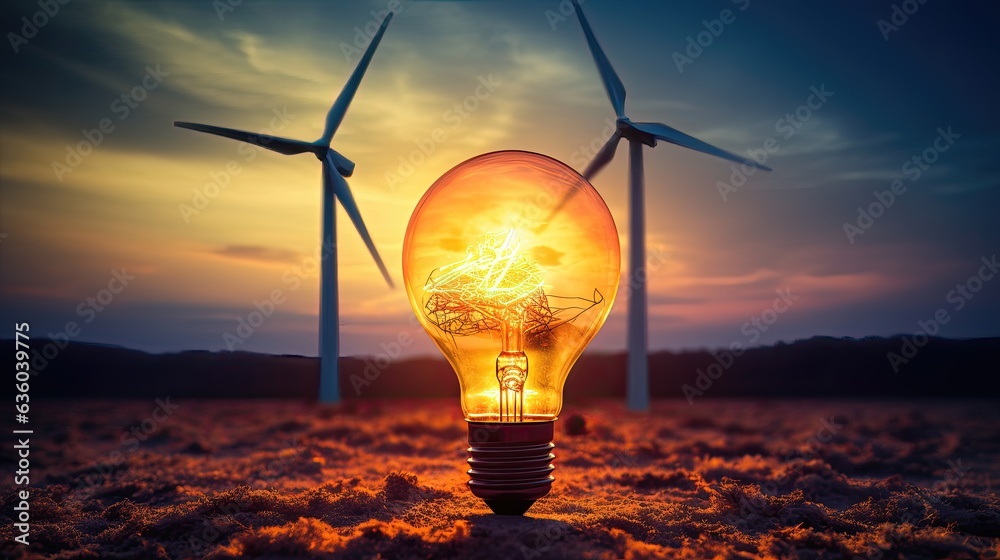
[
  {"x1": 567, "y1": 1, "x2": 772, "y2": 411},
  {"x1": 175, "y1": 13, "x2": 396, "y2": 403}
]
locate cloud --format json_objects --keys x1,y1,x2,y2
[
  {"x1": 529, "y1": 245, "x2": 564, "y2": 267},
  {"x1": 213, "y1": 244, "x2": 302, "y2": 264}
]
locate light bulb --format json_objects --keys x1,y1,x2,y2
[{"x1": 402, "y1": 150, "x2": 620, "y2": 515}]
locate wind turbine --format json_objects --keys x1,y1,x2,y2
[
  {"x1": 175, "y1": 13, "x2": 396, "y2": 403},
  {"x1": 564, "y1": 1, "x2": 772, "y2": 411}
]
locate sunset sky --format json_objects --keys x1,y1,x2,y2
[{"x1": 1, "y1": 0, "x2": 998, "y2": 358}]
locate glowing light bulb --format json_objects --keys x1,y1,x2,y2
[{"x1": 402, "y1": 151, "x2": 620, "y2": 515}]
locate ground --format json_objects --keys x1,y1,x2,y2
[{"x1": 1, "y1": 399, "x2": 998, "y2": 559}]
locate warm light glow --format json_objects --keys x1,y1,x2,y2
[
  {"x1": 426, "y1": 229, "x2": 544, "y2": 312},
  {"x1": 403, "y1": 151, "x2": 620, "y2": 422}
]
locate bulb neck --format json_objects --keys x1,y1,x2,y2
[
  {"x1": 466, "y1": 420, "x2": 555, "y2": 516},
  {"x1": 500, "y1": 315, "x2": 524, "y2": 352},
  {"x1": 496, "y1": 311, "x2": 528, "y2": 421}
]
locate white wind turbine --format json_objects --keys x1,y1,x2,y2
[
  {"x1": 175, "y1": 13, "x2": 396, "y2": 403},
  {"x1": 563, "y1": 1, "x2": 772, "y2": 410}
]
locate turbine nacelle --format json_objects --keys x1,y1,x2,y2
[
  {"x1": 320, "y1": 147, "x2": 356, "y2": 177},
  {"x1": 616, "y1": 118, "x2": 657, "y2": 148}
]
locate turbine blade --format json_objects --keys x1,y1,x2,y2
[
  {"x1": 174, "y1": 122, "x2": 317, "y2": 156},
  {"x1": 324, "y1": 154, "x2": 394, "y2": 288},
  {"x1": 631, "y1": 121, "x2": 773, "y2": 172},
  {"x1": 573, "y1": 0, "x2": 626, "y2": 118},
  {"x1": 318, "y1": 12, "x2": 394, "y2": 145},
  {"x1": 582, "y1": 132, "x2": 622, "y2": 180},
  {"x1": 536, "y1": 134, "x2": 620, "y2": 234}
]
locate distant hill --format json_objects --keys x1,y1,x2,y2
[{"x1": 6, "y1": 336, "x2": 999, "y2": 400}]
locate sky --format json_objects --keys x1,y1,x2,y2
[{"x1": 1, "y1": 0, "x2": 999, "y2": 359}]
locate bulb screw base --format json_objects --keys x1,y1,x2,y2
[{"x1": 466, "y1": 420, "x2": 555, "y2": 516}]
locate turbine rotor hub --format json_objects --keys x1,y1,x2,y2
[
  {"x1": 617, "y1": 118, "x2": 657, "y2": 148},
  {"x1": 326, "y1": 149, "x2": 356, "y2": 177}
]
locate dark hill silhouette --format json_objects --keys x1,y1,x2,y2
[{"x1": 6, "y1": 336, "x2": 998, "y2": 400}]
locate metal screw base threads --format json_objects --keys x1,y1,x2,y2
[{"x1": 467, "y1": 420, "x2": 555, "y2": 516}]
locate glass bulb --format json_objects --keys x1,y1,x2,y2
[{"x1": 402, "y1": 150, "x2": 620, "y2": 515}]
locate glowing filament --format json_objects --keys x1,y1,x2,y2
[{"x1": 425, "y1": 229, "x2": 543, "y2": 309}]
